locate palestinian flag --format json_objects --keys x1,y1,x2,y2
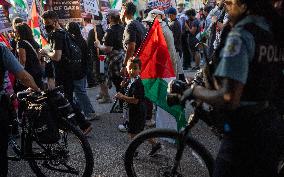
[
  {"x1": 138, "y1": 19, "x2": 186, "y2": 130},
  {"x1": 12, "y1": 0, "x2": 26, "y2": 9},
  {"x1": 30, "y1": 0, "x2": 47, "y2": 47},
  {"x1": 0, "y1": 34, "x2": 11, "y2": 48},
  {"x1": 111, "y1": 0, "x2": 122, "y2": 10}
]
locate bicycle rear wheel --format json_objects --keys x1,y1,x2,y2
[
  {"x1": 124, "y1": 128, "x2": 214, "y2": 177},
  {"x1": 28, "y1": 119, "x2": 94, "y2": 177}
]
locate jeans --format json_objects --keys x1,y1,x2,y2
[
  {"x1": 73, "y1": 76, "x2": 95, "y2": 116},
  {"x1": 0, "y1": 100, "x2": 9, "y2": 177}
]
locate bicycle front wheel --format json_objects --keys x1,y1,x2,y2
[
  {"x1": 28, "y1": 118, "x2": 94, "y2": 177},
  {"x1": 124, "y1": 128, "x2": 214, "y2": 177}
]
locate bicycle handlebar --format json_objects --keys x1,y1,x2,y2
[{"x1": 17, "y1": 86, "x2": 64, "y2": 101}]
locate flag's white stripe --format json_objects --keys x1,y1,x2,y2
[
  {"x1": 162, "y1": 77, "x2": 176, "y2": 83},
  {"x1": 156, "y1": 77, "x2": 177, "y2": 132}
]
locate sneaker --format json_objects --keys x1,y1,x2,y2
[
  {"x1": 192, "y1": 66, "x2": 200, "y2": 71},
  {"x1": 118, "y1": 121, "x2": 128, "y2": 132},
  {"x1": 83, "y1": 125, "x2": 93, "y2": 136},
  {"x1": 146, "y1": 119, "x2": 156, "y2": 127},
  {"x1": 98, "y1": 96, "x2": 112, "y2": 104},
  {"x1": 85, "y1": 113, "x2": 100, "y2": 121},
  {"x1": 149, "y1": 143, "x2": 162, "y2": 157},
  {"x1": 96, "y1": 94, "x2": 103, "y2": 100}
]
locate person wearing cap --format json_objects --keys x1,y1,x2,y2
[
  {"x1": 144, "y1": 8, "x2": 153, "y2": 19},
  {"x1": 143, "y1": 9, "x2": 184, "y2": 131},
  {"x1": 143, "y1": 9, "x2": 183, "y2": 78},
  {"x1": 166, "y1": 7, "x2": 182, "y2": 59},
  {"x1": 174, "y1": 0, "x2": 284, "y2": 176},
  {"x1": 95, "y1": 9, "x2": 124, "y2": 104}
]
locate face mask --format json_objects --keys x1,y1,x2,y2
[{"x1": 45, "y1": 25, "x2": 54, "y2": 34}]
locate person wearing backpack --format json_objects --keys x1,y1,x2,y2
[
  {"x1": 15, "y1": 23, "x2": 44, "y2": 90},
  {"x1": 39, "y1": 10, "x2": 92, "y2": 135},
  {"x1": 66, "y1": 22, "x2": 98, "y2": 121}
]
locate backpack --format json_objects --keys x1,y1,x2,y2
[{"x1": 62, "y1": 31, "x2": 83, "y2": 79}]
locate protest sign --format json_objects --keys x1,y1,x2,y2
[
  {"x1": 147, "y1": 0, "x2": 173, "y2": 11},
  {"x1": 0, "y1": 5, "x2": 12, "y2": 32},
  {"x1": 52, "y1": 0, "x2": 82, "y2": 23},
  {"x1": 82, "y1": 0, "x2": 99, "y2": 16}
]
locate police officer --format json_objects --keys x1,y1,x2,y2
[
  {"x1": 0, "y1": 44, "x2": 39, "y2": 176},
  {"x1": 179, "y1": 0, "x2": 284, "y2": 176}
]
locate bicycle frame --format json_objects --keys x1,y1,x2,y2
[{"x1": 170, "y1": 103, "x2": 203, "y2": 176}]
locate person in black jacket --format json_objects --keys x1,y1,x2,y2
[
  {"x1": 66, "y1": 22, "x2": 98, "y2": 121},
  {"x1": 40, "y1": 11, "x2": 92, "y2": 135}
]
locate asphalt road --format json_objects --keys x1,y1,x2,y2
[{"x1": 8, "y1": 70, "x2": 220, "y2": 177}]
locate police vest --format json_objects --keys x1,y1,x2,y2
[
  {"x1": 241, "y1": 23, "x2": 284, "y2": 101},
  {"x1": 274, "y1": 18, "x2": 284, "y2": 101}
]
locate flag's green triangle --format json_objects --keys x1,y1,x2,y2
[
  {"x1": 13, "y1": 0, "x2": 26, "y2": 9},
  {"x1": 142, "y1": 78, "x2": 186, "y2": 130}
]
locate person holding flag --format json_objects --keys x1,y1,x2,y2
[
  {"x1": 115, "y1": 58, "x2": 162, "y2": 156},
  {"x1": 142, "y1": 9, "x2": 185, "y2": 131}
]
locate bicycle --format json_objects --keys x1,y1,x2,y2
[
  {"x1": 124, "y1": 98, "x2": 216, "y2": 177},
  {"x1": 7, "y1": 86, "x2": 94, "y2": 177},
  {"x1": 124, "y1": 41, "x2": 218, "y2": 177}
]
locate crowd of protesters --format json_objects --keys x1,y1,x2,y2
[{"x1": 1, "y1": 0, "x2": 284, "y2": 176}]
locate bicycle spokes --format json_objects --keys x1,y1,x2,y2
[{"x1": 130, "y1": 138, "x2": 210, "y2": 177}]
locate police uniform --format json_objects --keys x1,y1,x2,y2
[
  {"x1": 213, "y1": 15, "x2": 284, "y2": 177},
  {"x1": 0, "y1": 44, "x2": 24, "y2": 177}
]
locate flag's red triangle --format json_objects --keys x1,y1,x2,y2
[
  {"x1": 138, "y1": 19, "x2": 175, "y2": 79},
  {"x1": 0, "y1": 34, "x2": 11, "y2": 48},
  {"x1": 31, "y1": 0, "x2": 39, "y2": 29}
]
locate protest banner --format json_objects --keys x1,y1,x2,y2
[
  {"x1": 9, "y1": 5, "x2": 28, "y2": 21},
  {"x1": 0, "y1": 5, "x2": 12, "y2": 32},
  {"x1": 51, "y1": 0, "x2": 82, "y2": 23},
  {"x1": 147, "y1": 0, "x2": 173, "y2": 11}
]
